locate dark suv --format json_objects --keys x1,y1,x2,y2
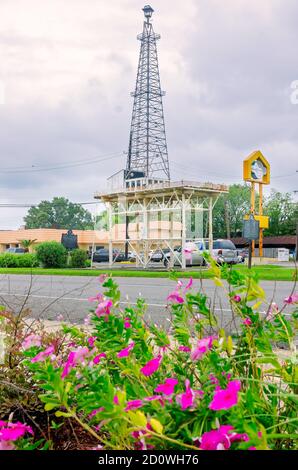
[{"x1": 92, "y1": 249, "x2": 125, "y2": 263}]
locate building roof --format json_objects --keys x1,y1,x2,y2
[{"x1": 0, "y1": 228, "x2": 107, "y2": 245}]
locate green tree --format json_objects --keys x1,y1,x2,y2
[
  {"x1": 18, "y1": 239, "x2": 37, "y2": 252},
  {"x1": 24, "y1": 197, "x2": 93, "y2": 230},
  {"x1": 264, "y1": 190, "x2": 298, "y2": 236},
  {"x1": 213, "y1": 184, "x2": 251, "y2": 238}
]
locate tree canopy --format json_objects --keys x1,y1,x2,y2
[
  {"x1": 24, "y1": 197, "x2": 93, "y2": 230},
  {"x1": 213, "y1": 184, "x2": 297, "y2": 239}
]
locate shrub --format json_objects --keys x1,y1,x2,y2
[
  {"x1": 35, "y1": 242, "x2": 67, "y2": 268},
  {"x1": 0, "y1": 253, "x2": 38, "y2": 268},
  {"x1": 69, "y1": 249, "x2": 87, "y2": 268},
  {"x1": 15, "y1": 262, "x2": 298, "y2": 451}
]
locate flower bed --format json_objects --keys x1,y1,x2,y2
[{"x1": 0, "y1": 261, "x2": 297, "y2": 450}]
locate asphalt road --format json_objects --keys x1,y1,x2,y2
[{"x1": 0, "y1": 274, "x2": 296, "y2": 334}]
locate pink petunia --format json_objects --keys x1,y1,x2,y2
[
  {"x1": 113, "y1": 395, "x2": 120, "y2": 405},
  {"x1": 232, "y1": 295, "x2": 241, "y2": 303},
  {"x1": 95, "y1": 299, "x2": 113, "y2": 317},
  {"x1": 88, "y1": 407, "x2": 105, "y2": 418},
  {"x1": 88, "y1": 293, "x2": 104, "y2": 303},
  {"x1": 31, "y1": 345, "x2": 55, "y2": 363},
  {"x1": 199, "y1": 429, "x2": 231, "y2": 450},
  {"x1": 125, "y1": 400, "x2": 143, "y2": 412},
  {"x1": 0, "y1": 421, "x2": 33, "y2": 442},
  {"x1": 22, "y1": 334, "x2": 42, "y2": 350},
  {"x1": 284, "y1": 293, "x2": 298, "y2": 304},
  {"x1": 154, "y1": 378, "x2": 178, "y2": 396},
  {"x1": 98, "y1": 274, "x2": 108, "y2": 284},
  {"x1": 185, "y1": 277, "x2": 193, "y2": 291},
  {"x1": 93, "y1": 353, "x2": 106, "y2": 364},
  {"x1": 124, "y1": 318, "x2": 131, "y2": 329},
  {"x1": 87, "y1": 336, "x2": 96, "y2": 348},
  {"x1": 0, "y1": 440, "x2": 15, "y2": 450},
  {"x1": 209, "y1": 380, "x2": 241, "y2": 411},
  {"x1": 61, "y1": 347, "x2": 89, "y2": 379},
  {"x1": 143, "y1": 395, "x2": 165, "y2": 406},
  {"x1": 179, "y1": 346, "x2": 191, "y2": 352},
  {"x1": 117, "y1": 342, "x2": 135, "y2": 358},
  {"x1": 243, "y1": 318, "x2": 252, "y2": 326},
  {"x1": 140, "y1": 356, "x2": 161, "y2": 376},
  {"x1": 191, "y1": 336, "x2": 215, "y2": 361},
  {"x1": 176, "y1": 379, "x2": 196, "y2": 410},
  {"x1": 267, "y1": 302, "x2": 279, "y2": 321},
  {"x1": 167, "y1": 291, "x2": 184, "y2": 304}
]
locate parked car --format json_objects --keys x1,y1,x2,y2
[
  {"x1": 163, "y1": 241, "x2": 207, "y2": 267},
  {"x1": 206, "y1": 239, "x2": 238, "y2": 265},
  {"x1": 5, "y1": 247, "x2": 26, "y2": 254},
  {"x1": 92, "y1": 249, "x2": 125, "y2": 263}
]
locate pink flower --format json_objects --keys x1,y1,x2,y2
[
  {"x1": 113, "y1": 395, "x2": 120, "y2": 405},
  {"x1": 191, "y1": 336, "x2": 215, "y2": 361},
  {"x1": 22, "y1": 334, "x2": 42, "y2": 350},
  {"x1": 179, "y1": 346, "x2": 191, "y2": 352},
  {"x1": 0, "y1": 421, "x2": 33, "y2": 442},
  {"x1": 88, "y1": 293, "x2": 104, "y2": 303},
  {"x1": 199, "y1": 429, "x2": 231, "y2": 450},
  {"x1": 143, "y1": 395, "x2": 165, "y2": 406},
  {"x1": 84, "y1": 314, "x2": 91, "y2": 325},
  {"x1": 209, "y1": 380, "x2": 241, "y2": 411},
  {"x1": 267, "y1": 302, "x2": 279, "y2": 321},
  {"x1": 154, "y1": 378, "x2": 178, "y2": 396},
  {"x1": 167, "y1": 291, "x2": 184, "y2": 304},
  {"x1": 176, "y1": 379, "x2": 196, "y2": 410},
  {"x1": 31, "y1": 345, "x2": 55, "y2": 363},
  {"x1": 124, "y1": 318, "x2": 131, "y2": 329},
  {"x1": 98, "y1": 274, "x2": 108, "y2": 284},
  {"x1": 56, "y1": 314, "x2": 64, "y2": 322},
  {"x1": 125, "y1": 400, "x2": 143, "y2": 412},
  {"x1": 117, "y1": 342, "x2": 135, "y2": 358},
  {"x1": 87, "y1": 336, "x2": 96, "y2": 348},
  {"x1": 141, "y1": 356, "x2": 161, "y2": 376},
  {"x1": 243, "y1": 318, "x2": 252, "y2": 326},
  {"x1": 284, "y1": 293, "x2": 298, "y2": 304},
  {"x1": 61, "y1": 347, "x2": 89, "y2": 379},
  {"x1": 95, "y1": 299, "x2": 113, "y2": 317},
  {"x1": 93, "y1": 353, "x2": 106, "y2": 364},
  {"x1": 185, "y1": 277, "x2": 193, "y2": 291},
  {"x1": 89, "y1": 407, "x2": 105, "y2": 418},
  {"x1": 232, "y1": 295, "x2": 241, "y2": 303},
  {"x1": 0, "y1": 440, "x2": 15, "y2": 450}
]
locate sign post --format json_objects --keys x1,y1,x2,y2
[
  {"x1": 243, "y1": 150, "x2": 270, "y2": 258},
  {"x1": 243, "y1": 214, "x2": 259, "y2": 269}
]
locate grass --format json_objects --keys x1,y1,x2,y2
[{"x1": 0, "y1": 265, "x2": 296, "y2": 281}]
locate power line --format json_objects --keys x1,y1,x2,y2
[
  {"x1": 0, "y1": 152, "x2": 124, "y2": 174},
  {"x1": 0, "y1": 201, "x2": 100, "y2": 208}
]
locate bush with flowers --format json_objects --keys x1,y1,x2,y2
[{"x1": 1, "y1": 261, "x2": 298, "y2": 450}]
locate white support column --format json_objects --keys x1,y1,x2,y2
[
  {"x1": 208, "y1": 197, "x2": 213, "y2": 255},
  {"x1": 107, "y1": 202, "x2": 113, "y2": 268},
  {"x1": 169, "y1": 210, "x2": 174, "y2": 268},
  {"x1": 181, "y1": 193, "x2": 186, "y2": 270},
  {"x1": 143, "y1": 199, "x2": 149, "y2": 266}
]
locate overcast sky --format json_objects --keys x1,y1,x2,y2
[{"x1": 0, "y1": 0, "x2": 297, "y2": 229}]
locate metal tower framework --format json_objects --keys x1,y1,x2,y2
[{"x1": 126, "y1": 5, "x2": 170, "y2": 180}]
